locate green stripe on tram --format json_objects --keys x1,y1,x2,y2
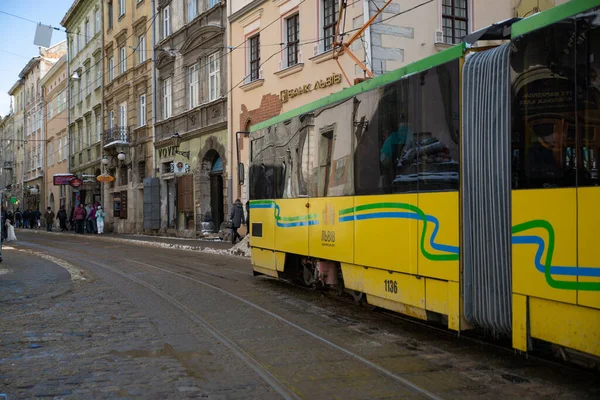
[
  {"x1": 250, "y1": 43, "x2": 465, "y2": 133},
  {"x1": 511, "y1": 0, "x2": 600, "y2": 38}
]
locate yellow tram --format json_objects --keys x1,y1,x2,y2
[{"x1": 248, "y1": 0, "x2": 600, "y2": 362}]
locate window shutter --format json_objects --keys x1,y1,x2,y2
[
  {"x1": 184, "y1": 175, "x2": 193, "y2": 212},
  {"x1": 177, "y1": 176, "x2": 184, "y2": 211},
  {"x1": 120, "y1": 190, "x2": 128, "y2": 219}
]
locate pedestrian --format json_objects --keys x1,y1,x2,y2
[
  {"x1": 69, "y1": 206, "x2": 75, "y2": 231},
  {"x1": 89, "y1": 204, "x2": 98, "y2": 234},
  {"x1": 14, "y1": 208, "x2": 22, "y2": 228},
  {"x1": 96, "y1": 205, "x2": 105, "y2": 234},
  {"x1": 5, "y1": 217, "x2": 17, "y2": 242},
  {"x1": 57, "y1": 206, "x2": 68, "y2": 232},
  {"x1": 228, "y1": 199, "x2": 245, "y2": 245},
  {"x1": 34, "y1": 208, "x2": 41, "y2": 229},
  {"x1": 23, "y1": 209, "x2": 30, "y2": 229},
  {"x1": 245, "y1": 201, "x2": 250, "y2": 236},
  {"x1": 29, "y1": 209, "x2": 36, "y2": 229},
  {"x1": 44, "y1": 207, "x2": 55, "y2": 232},
  {"x1": 74, "y1": 204, "x2": 86, "y2": 234},
  {"x1": 85, "y1": 203, "x2": 93, "y2": 233},
  {"x1": 1, "y1": 206, "x2": 7, "y2": 241}
]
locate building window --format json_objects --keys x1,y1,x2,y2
[
  {"x1": 119, "y1": 103, "x2": 127, "y2": 128},
  {"x1": 48, "y1": 101, "x2": 54, "y2": 120},
  {"x1": 108, "y1": 110, "x2": 115, "y2": 130},
  {"x1": 95, "y1": 63, "x2": 101, "y2": 88},
  {"x1": 188, "y1": 64, "x2": 198, "y2": 109},
  {"x1": 86, "y1": 70, "x2": 91, "y2": 96},
  {"x1": 119, "y1": 0, "x2": 126, "y2": 17},
  {"x1": 119, "y1": 47, "x2": 127, "y2": 74},
  {"x1": 286, "y1": 14, "x2": 299, "y2": 67},
  {"x1": 78, "y1": 125, "x2": 83, "y2": 151},
  {"x1": 208, "y1": 53, "x2": 220, "y2": 101},
  {"x1": 249, "y1": 34, "x2": 260, "y2": 82},
  {"x1": 322, "y1": 0, "x2": 338, "y2": 52},
  {"x1": 163, "y1": 77, "x2": 172, "y2": 119},
  {"x1": 95, "y1": 112, "x2": 101, "y2": 142},
  {"x1": 85, "y1": 19, "x2": 90, "y2": 44},
  {"x1": 138, "y1": 94, "x2": 146, "y2": 126},
  {"x1": 48, "y1": 142, "x2": 54, "y2": 166},
  {"x1": 86, "y1": 118, "x2": 92, "y2": 148},
  {"x1": 138, "y1": 34, "x2": 146, "y2": 64},
  {"x1": 163, "y1": 6, "x2": 171, "y2": 39},
  {"x1": 187, "y1": 0, "x2": 197, "y2": 23},
  {"x1": 108, "y1": 57, "x2": 114, "y2": 81},
  {"x1": 108, "y1": 1, "x2": 114, "y2": 30},
  {"x1": 56, "y1": 93, "x2": 62, "y2": 113},
  {"x1": 58, "y1": 138, "x2": 63, "y2": 162},
  {"x1": 95, "y1": 9, "x2": 100, "y2": 34},
  {"x1": 76, "y1": 30, "x2": 81, "y2": 53},
  {"x1": 442, "y1": 0, "x2": 468, "y2": 44},
  {"x1": 209, "y1": 0, "x2": 219, "y2": 7}
]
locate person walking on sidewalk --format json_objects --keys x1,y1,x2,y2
[
  {"x1": 44, "y1": 207, "x2": 55, "y2": 232},
  {"x1": 33, "y1": 208, "x2": 41, "y2": 229},
  {"x1": 228, "y1": 199, "x2": 245, "y2": 245},
  {"x1": 23, "y1": 209, "x2": 30, "y2": 229},
  {"x1": 14, "y1": 208, "x2": 22, "y2": 228},
  {"x1": 95, "y1": 206, "x2": 105, "y2": 234},
  {"x1": 1, "y1": 206, "x2": 7, "y2": 241},
  {"x1": 57, "y1": 206, "x2": 68, "y2": 232},
  {"x1": 74, "y1": 204, "x2": 86, "y2": 234}
]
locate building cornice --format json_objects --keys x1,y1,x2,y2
[
  {"x1": 229, "y1": 0, "x2": 269, "y2": 23},
  {"x1": 40, "y1": 55, "x2": 67, "y2": 87},
  {"x1": 18, "y1": 57, "x2": 41, "y2": 79}
]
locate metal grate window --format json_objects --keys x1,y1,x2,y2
[
  {"x1": 442, "y1": 0, "x2": 468, "y2": 44},
  {"x1": 323, "y1": 0, "x2": 339, "y2": 52},
  {"x1": 249, "y1": 35, "x2": 260, "y2": 81},
  {"x1": 286, "y1": 14, "x2": 299, "y2": 67}
]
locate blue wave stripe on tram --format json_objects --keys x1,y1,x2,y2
[
  {"x1": 339, "y1": 211, "x2": 460, "y2": 255},
  {"x1": 276, "y1": 220, "x2": 319, "y2": 228},
  {"x1": 512, "y1": 235, "x2": 600, "y2": 277},
  {"x1": 250, "y1": 204, "x2": 274, "y2": 209}
]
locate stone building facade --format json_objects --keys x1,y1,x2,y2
[
  {"x1": 41, "y1": 56, "x2": 69, "y2": 215},
  {"x1": 7, "y1": 81, "x2": 25, "y2": 211},
  {"x1": 61, "y1": 0, "x2": 104, "y2": 210},
  {"x1": 154, "y1": 0, "x2": 228, "y2": 236},
  {"x1": 102, "y1": 0, "x2": 154, "y2": 233}
]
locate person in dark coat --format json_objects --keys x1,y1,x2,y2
[
  {"x1": 1, "y1": 206, "x2": 7, "y2": 241},
  {"x1": 23, "y1": 209, "x2": 30, "y2": 229},
  {"x1": 57, "y1": 206, "x2": 68, "y2": 232},
  {"x1": 14, "y1": 208, "x2": 22, "y2": 228},
  {"x1": 245, "y1": 201, "x2": 250, "y2": 236},
  {"x1": 228, "y1": 199, "x2": 245, "y2": 244}
]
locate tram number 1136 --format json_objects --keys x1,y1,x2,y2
[{"x1": 384, "y1": 280, "x2": 398, "y2": 294}]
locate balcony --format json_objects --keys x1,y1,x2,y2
[
  {"x1": 3, "y1": 161, "x2": 13, "y2": 169},
  {"x1": 103, "y1": 126, "x2": 131, "y2": 149}
]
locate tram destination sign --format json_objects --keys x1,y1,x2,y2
[{"x1": 280, "y1": 73, "x2": 342, "y2": 103}]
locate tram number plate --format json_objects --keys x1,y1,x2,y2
[{"x1": 384, "y1": 280, "x2": 398, "y2": 294}]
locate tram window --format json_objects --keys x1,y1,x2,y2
[
  {"x1": 577, "y1": 9, "x2": 600, "y2": 187},
  {"x1": 511, "y1": 20, "x2": 578, "y2": 189}
]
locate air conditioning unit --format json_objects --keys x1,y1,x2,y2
[
  {"x1": 313, "y1": 44, "x2": 320, "y2": 57},
  {"x1": 434, "y1": 30, "x2": 444, "y2": 44},
  {"x1": 259, "y1": 68, "x2": 264, "y2": 79}
]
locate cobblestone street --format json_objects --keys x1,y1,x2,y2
[{"x1": 0, "y1": 231, "x2": 598, "y2": 399}]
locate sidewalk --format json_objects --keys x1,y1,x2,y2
[{"x1": 15, "y1": 228, "x2": 253, "y2": 257}]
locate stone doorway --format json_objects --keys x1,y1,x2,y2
[{"x1": 199, "y1": 149, "x2": 224, "y2": 233}]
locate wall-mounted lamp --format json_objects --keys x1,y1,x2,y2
[
  {"x1": 117, "y1": 152, "x2": 127, "y2": 161},
  {"x1": 101, "y1": 155, "x2": 110, "y2": 166},
  {"x1": 71, "y1": 71, "x2": 80, "y2": 80},
  {"x1": 171, "y1": 132, "x2": 190, "y2": 159}
]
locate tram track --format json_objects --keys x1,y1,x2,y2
[{"x1": 17, "y1": 238, "x2": 443, "y2": 400}]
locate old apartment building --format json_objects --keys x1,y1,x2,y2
[
  {"x1": 103, "y1": 0, "x2": 154, "y2": 233},
  {"x1": 154, "y1": 0, "x2": 228, "y2": 236},
  {"x1": 61, "y1": 0, "x2": 104, "y2": 208}
]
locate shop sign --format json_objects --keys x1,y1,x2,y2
[
  {"x1": 280, "y1": 73, "x2": 343, "y2": 103},
  {"x1": 70, "y1": 178, "x2": 83, "y2": 188},
  {"x1": 97, "y1": 174, "x2": 115, "y2": 183},
  {"x1": 157, "y1": 146, "x2": 178, "y2": 159},
  {"x1": 10, "y1": 197, "x2": 17, "y2": 204},
  {"x1": 53, "y1": 174, "x2": 75, "y2": 185},
  {"x1": 171, "y1": 161, "x2": 190, "y2": 174}
]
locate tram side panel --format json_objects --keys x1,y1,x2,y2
[{"x1": 510, "y1": 11, "x2": 600, "y2": 357}]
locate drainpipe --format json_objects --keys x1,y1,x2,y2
[
  {"x1": 152, "y1": 0, "x2": 157, "y2": 179},
  {"x1": 66, "y1": 34, "x2": 72, "y2": 212},
  {"x1": 100, "y1": 0, "x2": 105, "y2": 211},
  {"x1": 235, "y1": 132, "x2": 250, "y2": 197},
  {"x1": 227, "y1": 2, "x2": 233, "y2": 212},
  {"x1": 362, "y1": 0, "x2": 372, "y2": 75}
]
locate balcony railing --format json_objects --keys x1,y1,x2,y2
[{"x1": 103, "y1": 126, "x2": 131, "y2": 148}]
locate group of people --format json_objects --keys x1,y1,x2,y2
[
  {"x1": 63, "y1": 203, "x2": 106, "y2": 234},
  {"x1": 1, "y1": 206, "x2": 18, "y2": 245},
  {"x1": 10, "y1": 208, "x2": 42, "y2": 229}
]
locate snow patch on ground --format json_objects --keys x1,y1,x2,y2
[
  {"x1": 229, "y1": 236, "x2": 251, "y2": 257},
  {"x1": 0, "y1": 268, "x2": 12, "y2": 276},
  {"x1": 15, "y1": 249, "x2": 87, "y2": 282}
]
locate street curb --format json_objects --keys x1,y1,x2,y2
[{"x1": 17, "y1": 229, "x2": 251, "y2": 259}]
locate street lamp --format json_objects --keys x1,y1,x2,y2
[
  {"x1": 117, "y1": 152, "x2": 127, "y2": 161},
  {"x1": 101, "y1": 156, "x2": 110, "y2": 166},
  {"x1": 170, "y1": 132, "x2": 190, "y2": 159}
]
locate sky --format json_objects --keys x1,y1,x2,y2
[{"x1": 0, "y1": 0, "x2": 74, "y2": 116}]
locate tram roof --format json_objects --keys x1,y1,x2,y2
[
  {"x1": 249, "y1": 42, "x2": 465, "y2": 133},
  {"x1": 511, "y1": 0, "x2": 600, "y2": 38},
  {"x1": 250, "y1": 0, "x2": 600, "y2": 134}
]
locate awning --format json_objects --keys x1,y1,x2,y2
[{"x1": 211, "y1": 157, "x2": 223, "y2": 174}]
